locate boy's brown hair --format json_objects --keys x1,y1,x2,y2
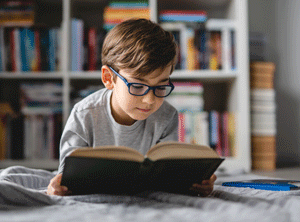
[{"x1": 101, "y1": 18, "x2": 177, "y2": 77}]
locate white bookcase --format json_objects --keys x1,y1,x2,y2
[{"x1": 0, "y1": 0, "x2": 250, "y2": 172}]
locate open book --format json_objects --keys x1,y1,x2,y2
[{"x1": 61, "y1": 141, "x2": 224, "y2": 195}]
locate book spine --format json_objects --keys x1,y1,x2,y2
[
  {"x1": 71, "y1": 20, "x2": 77, "y2": 71},
  {"x1": 186, "y1": 28, "x2": 197, "y2": 70},
  {"x1": 20, "y1": 28, "x2": 28, "y2": 71},
  {"x1": 88, "y1": 27, "x2": 97, "y2": 71},
  {"x1": 49, "y1": 29, "x2": 56, "y2": 71},
  {"x1": 33, "y1": 29, "x2": 41, "y2": 71},
  {"x1": 0, "y1": 27, "x2": 5, "y2": 71},
  {"x1": 178, "y1": 112, "x2": 185, "y2": 142},
  {"x1": 9, "y1": 29, "x2": 16, "y2": 71}
]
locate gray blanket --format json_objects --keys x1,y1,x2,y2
[{"x1": 0, "y1": 166, "x2": 299, "y2": 221}]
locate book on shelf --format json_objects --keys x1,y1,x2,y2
[
  {"x1": 209, "y1": 110, "x2": 234, "y2": 157},
  {"x1": 0, "y1": 28, "x2": 5, "y2": 71},
  {"x1": 0, "y1": 26, "x2": 61, "y2": 72},
  {"x1": 165, "y1": 82, "x2": 236, "y2": 156},
  {"x1": 23, "y1": 112, "x2": 61, "y2": 160},
  {"x1": 61, "y1": 141, "x2": 224, "y2": 195},
  {"x1": 206, "y1": 19, "x2": 237, "y2": 71},
  {"x1": 165, "y1": 82, "x2": 204, "y2": 112},
  {"x1": 19, "y1": 83, "x2": 63, "y2": 160},
  {"x1": 0, "y1": 1, "x2": 34, "y2": 27},
  {"x1": 159, "y1": 10, "x2": 207, "y2": 23},
  {"x1": 87, "y1": 27, "x2": 97, "y2": 71},
  {"x1": 0, "y1": 103, "x2": 17, "y2": 160},
  {"x1": 161, "y1": 20, "x2": 235, "y2": 71},
  {"x1": 103, "y1": 1, "x2": 150, "y2": 31},
  {"x1": 0, "y1": 103, "x2": 25, "y2": 160},
  {"x1": 160, "y1": 22, "x2": 188, "y2": 70},
  {"x1": 222, "y1": 179, "x2": 300, "y2": 191},
  {"x1": 71, "y1": 18, "x2": 84, "y2": 71}
]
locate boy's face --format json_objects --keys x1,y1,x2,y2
[{"x1": 110, "y1": 66, "x2": 172, "y2": 126}]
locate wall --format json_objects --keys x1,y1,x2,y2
[{"x1": 248, "y1": 0, "x2": 300, "y2": 167}]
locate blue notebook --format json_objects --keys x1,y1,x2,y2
[{"x1": 222, "y1": 179, "x2": 300, "y2": 191}]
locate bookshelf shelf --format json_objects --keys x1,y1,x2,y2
[
  {"x1": 0, "y1": 0, "x2": 250, "y2": 173},
  {"x1": 171, "y1": 70, "x2": 238, "y2": 81},
  {"x1": 0, "y1": 72, "x2": 64, "y2": 79},
  {"x1": 69, "y1": 71, "x2": 102, "y2": 79}
]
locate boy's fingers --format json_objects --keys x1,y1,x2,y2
[
  {"x1": 47, "y1": 174, "x2": 69, "y2": 196},
  {"x1": 211, "y1": 174, "x2": 217, "y2": 182}
]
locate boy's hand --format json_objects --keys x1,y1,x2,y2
[
  {"x1": 47, "y1": 173, "x2": 71, "y2": 196},
  {"x1": 190, "y1": 174, "x2": 217, "y2": 197}
]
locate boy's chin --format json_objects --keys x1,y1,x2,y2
[{"x1": 131, "y1": 112, "x2": 152, "y2": 121}]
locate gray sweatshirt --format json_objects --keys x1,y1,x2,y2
[{"x1": 58, "y1": 88, "x2": 178, "y2": 174}]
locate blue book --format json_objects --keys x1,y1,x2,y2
[
  {"x1": 71, "y1": 19, "x2": 78, "y2": 71},
  {"x1": 222, "y1": 179, "x2": 300, "y2": 191},
  {"x1": 160, "y1": 15, "x2": 207, "y2": 23},
  {"x1": 109, "y1": 2, "x2": 148, "y2": 8},
  {"x1": 71, "y1": 19, "x2": 84, "y2": 71},
  {"x1": 209, "y1": 111, "x2": 219, "y2": 148},
  {"x1": 40, "y1": 29, "x2": 50, "y2": 71},
  {"x1": 20, "y1": 28, "x2": 27, "y2": 71},
  {"x1": 49, "y1": 29, "x2": 57, "y2": 71}
]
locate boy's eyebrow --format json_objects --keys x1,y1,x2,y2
[{"x1": 134, "y1": 77, "x2": 170, "y2": 84}]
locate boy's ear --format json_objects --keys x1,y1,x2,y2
[{"x1": 101, "y1": 65, "x2": 114, "y2": 90}]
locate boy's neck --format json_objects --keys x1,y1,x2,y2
[{"x1": 110, "y1": 93, "x2": 136, "y2": 126}]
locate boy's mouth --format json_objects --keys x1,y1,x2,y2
[{"x1": 137, "y1": 108, "x2": 151, "y2": 113}]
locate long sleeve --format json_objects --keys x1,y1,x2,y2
[{"x1": 58, "y1": 109, "x2": 89, "y2": 174}]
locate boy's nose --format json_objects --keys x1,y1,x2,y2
[{"x1": 142, "y1": 90, "x2": 156, "y2": 104}]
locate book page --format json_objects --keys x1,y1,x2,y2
[
  {"x1": 68, "y1": 146, "x2": 145, "y2": 162},
  {"x1": 146, "y1": 141, "x2": 220, "y2": 161}
]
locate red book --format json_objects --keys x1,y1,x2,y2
[
  {"x1": 222, "y1": 112, "x2": 230, "y2": 157},
  {"x1": 178, "y1": 112, "x2": 185, "y2": 142},
  {"x1": 88, "y1": 27, "x2": 97, "y2": 71},
  {"x1": 160, "y1": 10, "x2": 207, "y2": 16},
  {"x1": 33, "y1": 29, "x2": 41, "y2": 71},
  {"x1": 9, "y1": 29, "x2": 16, "y2": 71}
]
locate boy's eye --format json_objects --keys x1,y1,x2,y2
[
  {"x1": 156, "y1": 86, "x2": 167, "y2": 91},
  {"x1": 131, "y1": 84, "x2": 144, "y2": 89}
]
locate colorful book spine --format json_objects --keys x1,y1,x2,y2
[
  {"x1": 71, "y1": 19, "x2": 84, "y2": 71},
  {"x1": 49, "y1": 29, "x2": 57, "y2": 71},
  {"x1": 88, "y1": 27, "x2": 97, "y2": 71},
  {"x1": 178, "y1": 112, "x2": 185, "y2": 142},
  {"x1": 33, "y1": 29, "x2": 41, "y2": 71},
  {"x1": 14, "y1": 28, "x2": 21, "y2": 72},
  {"x1": 0, "y1": 27, "x2": 5, "y2": 71}
]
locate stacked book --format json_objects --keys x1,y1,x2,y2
[
  {"x1": 159, "y1": 10, "x2": 207, "y2": 23},
  {"x1": 0, "y1": 1, "x2": 34, "y2": 27},
  {"x1": 0, "y1": 27, "x2": 60, "y2": 72},
  {"x1": 20, "y1": 83, "x2": 63, "y2": 160},
  {"x1": 70, "y1": 18, "x2": 108, "y2": 71},
  {"x1": 161, "y1": 18, "x2": 236, "y2": 71},
  {"x1": 103, "y1": 1, "x2": 150, "y2": 31},
  {"x1": 165, "y1": 82, "x2": 206, "y2": 145},
  {"x1": 250, "y1": 62, "x2": 276, "y2": 171},
  {"x1": 165, "y1": 82, "x2": 235, "y2": 157}
]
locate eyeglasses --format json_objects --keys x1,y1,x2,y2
[{"x1": 109, "y1": 66, "x2": 174, "y2": 98}]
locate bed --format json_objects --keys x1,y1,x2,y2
[{"x1": 0, "y1": 166, "x2": 299, "y2": 221}]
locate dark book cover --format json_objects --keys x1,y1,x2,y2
[{"x1": 61, "y1": 156, "x2": 224, "y2": 195}]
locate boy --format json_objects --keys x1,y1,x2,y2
[{"x1": 47, "y1": 18, "x2": 216, "y2": 196}]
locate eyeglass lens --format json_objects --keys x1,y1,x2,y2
[{"x1": 129, "y1": 84, "x2": 172, "y2": 97}]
